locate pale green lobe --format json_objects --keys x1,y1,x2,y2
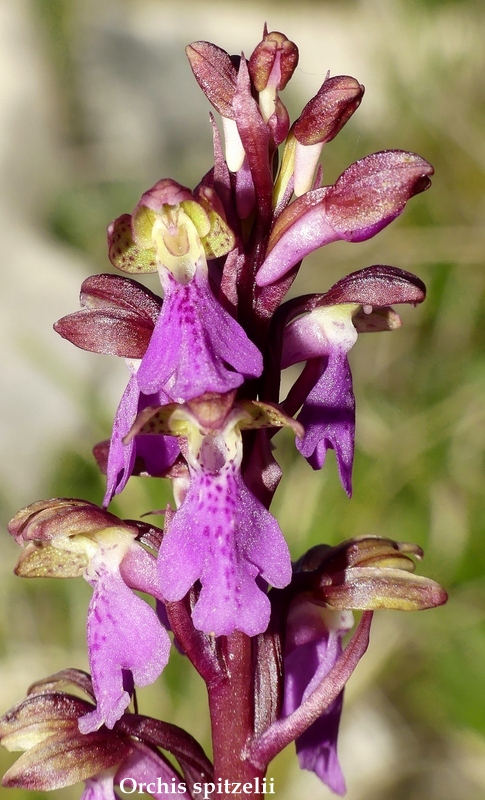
[
  {"x1": 108, "y1": 213, "x2": 157, "y2": 274},
  {"x1": 15, "y1": 542, "x2": 88, "y2": 578}
]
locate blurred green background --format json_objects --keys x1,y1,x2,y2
[{"x1": 1, "y1": 0, "x2": 484, "y2": 798}]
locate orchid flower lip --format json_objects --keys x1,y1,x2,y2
[{"x1": 156, "y1": 404, "x2": 292, "y2": 637}]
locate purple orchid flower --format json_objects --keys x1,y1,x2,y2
[
  {"x1": 281, "y1": 266, "x2": 427, "y2": 494},
  {"x1": 283, "y1": 304, "x2": 358, "y2": 495},
  {"x1": 8, "y1": 500, "x2": 171, "y2": 734},
  {"x1": 154, "y1": 404, "x2": 292, "y2": 637},
  {"x1": 79, "y1": 528, "x2": 170, "y2": 733},
  {"x1": 108, "y1": 179, "x2": 264, "y2": 403},
  {"x1": 282, "y1": 602, "x2": 354, "y2": 795}
]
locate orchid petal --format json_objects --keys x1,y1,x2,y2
[
  {"x1": 80, "y1": 563, "x2": 170, "y2": 733},
  {"x1": 136, "y1": 265, "x2": 262, "y2": 402}
]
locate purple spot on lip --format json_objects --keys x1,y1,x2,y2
[{"x1": 158, "y1": 454, "x2": 292, "y2": 637}]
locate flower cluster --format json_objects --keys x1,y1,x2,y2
[{"x1": 2, "y1": 27, "x2": 446, "y2": 799}]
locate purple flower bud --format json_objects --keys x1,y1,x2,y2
[
  {"x1": 248, "y1": 30, "x2": 299, "y2": 93},
  {"x1": 293, "y1": 75, "x2": 364, "y2": 147},
  {"x1": 291, "y1": 75, "x2": 365, "y2": 195},
  {"x1": 296, "y1": 351, "x2": 355, "y2": 495}
]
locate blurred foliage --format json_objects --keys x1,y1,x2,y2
[{"x1": 1, "y1": 1, "x2": 484, "y2": 799}]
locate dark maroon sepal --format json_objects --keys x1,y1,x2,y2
[
  {"x1": 232, "y1": 56, "x2": 273, "y2": 216},
  {"x1": 320, "y1": 264, "x2": 426, "y2": 307},
  {"x1": 54, "y1": 307, "x2": 155, "y2": 358},
  {"x1": 54, "y1": 274, "x2": 161, "y2": 358},
  {"x1": 8, "y1": 498, "x2": 132, "y2": 545},
  {"x1": 186, "y1": 41, "x2": 237, "y2": 118},
  {"x1": 28, "y1": 669, "x2": 96, "y2": 703},
  {"x1": 0, "y1": 691, "x2": 131, "y2": 791},
  {"x1": 80, "y1": 273, "x2": 161, "y2": 320}
]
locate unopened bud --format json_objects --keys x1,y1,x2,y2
[
  {"x1": 248, "y1": 31, "x2": 299, "y2": 92},
  {"x1": 293, "y1": 75, "x2": 364, "y2": 146}
]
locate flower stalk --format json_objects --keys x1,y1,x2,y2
[{"x1": 1, "y1": 25, "x2": 447, "y2": 800}]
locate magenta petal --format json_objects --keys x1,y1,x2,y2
[
  {"x1": 324, "y1": 150, "x2": 433, "y2": 243},
  {"x1": 296, "y1": 353, "x2": 355, "y2": 496},
  {"x1": 136, "y1": 268, "x2": 263, "y2": 402},
  {"x1": 257, "y1": 151, "x2": 433, "y2": 287},
  {"x1": 256, "y1": 191, "x2": 338, "y2": 286},
  {"x1": 284, "y1": 634, "x2": 346, "y2": 795},
  {"x1": 79, "y1": 566, "x2": 170, "y2": 733},
  {"x1": 104, "y1": 374, "x2": 179, "y2": 506},
  {"x1": 158, "y1": 469, "x2": 291, "y2": 637}
]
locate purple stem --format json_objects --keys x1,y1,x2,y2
[
  {"x1": 246, "y1": 611, "x2": 373, "y2": 770},
  {"x1": 166, "y1": 597, "x2": 222, "y2": 686},
  {"x1": 207, "y1": 631, "x2": 266, "y2": 798}
]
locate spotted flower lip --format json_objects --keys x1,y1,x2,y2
[
  {"x1": 129, "y1": 398, "x2": 295, "y2": 637},
  {"x1": 158, "y1": 407, "x2": 292, "y2": 637}
]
